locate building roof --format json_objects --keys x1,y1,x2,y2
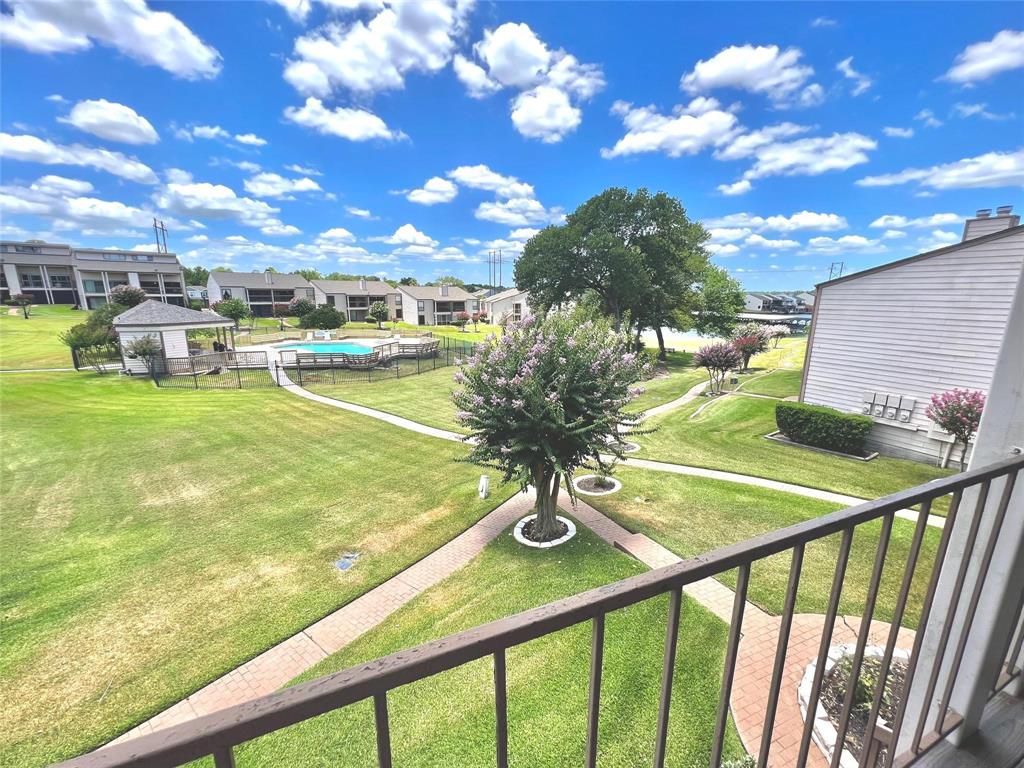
[
  {"x1": 208, "y1": 271, "x2": 312, "y2": 289},
  {"x1": 311, "y1": 279, "x2": 396, "y2": 296},
  {"x1": 816, "y1": 224, "x2": 1024, "y2": 289},
  {"x1": 113, "y1": 300, "x2": 233, "y2": 327},
  {"x1": 398, "y1": 284, "x2": 477, "y2": 301},
  {"x1": 484, "y1": 287, "x2": 527, "y2": 303}
]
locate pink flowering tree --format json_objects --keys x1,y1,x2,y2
[
  {"x1": 694, "y1": 342, "x2": 742, "y2": 394},
  {"x1": 926, "y1": 388, "x2": 986, "y2": 469},
  {"x1": 452, "y1": 308, "x2": 649, "y2": 542},
  {"x1": 765, "y1": 324, "x2": 790, "y2": 348}
]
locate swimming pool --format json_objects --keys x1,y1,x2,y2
[{"x1": 277, "y1": 341, "x2": 378, "y2": 355}]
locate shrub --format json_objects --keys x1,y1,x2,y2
[
  {"x1": 453, "y1": 308, "x2": 648, "y2": 542},
  {"x1": 109, "y1": 284, "x2": 148, "y2": 308},
  {"x1": 300, "y1": 303, "x2": 345, "y2": 329},
  {"x1": 5, "y1": 293, "x2": 33, "y2": 318},
  {"x1": 694, "y1": 342, "x2": 742, "y2": 394},
  {"x1": 123, "y1": 334, "x2": 163, "y2": 373},
  {"x1": 288, "y1": 296, "x2": 315, "y2": 317},
  {"x1": 212, "y1": 298, "x2": 250, "y2": 327},
  {"x1": 367, "y1": 300, "x2": 389, "y2": 329},
  {"x1": 453, "y1": 310, "x2": 471, "y2": 331},
  {"x1": 271, "y1": 303, "x2": 292, "y2": 318},
  {"x1": 926, "y1": 388, "x2": 985, "y2": 468},
  {"x1": 775, "y1": 401, "x2": 872, "y2": 455}
]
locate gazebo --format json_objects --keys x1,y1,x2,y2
[{"x1": 112, "y1": 300, "x2": 236, "y2": 374}]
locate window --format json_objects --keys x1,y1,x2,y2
[
  {"x1": 348, "y1": 296, "x2": 369, "y2": 309},
  {"x1": 107, "y1": 276, "x2": 129, "y2": 288},
  {"x1": 247, "y1": 289, "x2": 273, "y2": 302},
  {"x1": 49, "y1": 274, "x2": 72, "y2": 289},
  {"x1": 129, "y1": 254, "x2": 153, "y2": 262},
  {"x1": 417, "y1": 300, "x2": 425, "y2": 312},
  {"x1": 19, "y1": 272, "x2": 44, "y2": 288},
  {"x1": 222, "y1": 289, "x2": 232, "y2": 299},
  {"x1": 14, "y1": 245, "x2": 40, "y2": 254},
  {"x1": 395, "y1": 294, "x2": 402, "y2": 305},
  {"x1": 83, "y1": 279, "x2": 104, "y2": 293},
  {"x1": 513, "y1": 302, "x2": 523, "y2": 322},
  {"x1": 103, "y1": 253, "x2": 127, "y2": 261}
]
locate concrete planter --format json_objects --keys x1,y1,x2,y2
[
  {"x1": 765, "y1": 431, "x2": 879, "y2": 461},
  {"x1": 573, "y1": 474, "x2": 622, "y2": 496},
  {"x1": 513, "y1": 514, "x2": 577, "y2": 549}
]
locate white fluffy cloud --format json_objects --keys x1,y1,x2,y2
[
  {"x1": 407, "y1": 176, "x2": 458, "y2": 205},
  {"x1": 805, "y1": 235, "x2": 886, "y2": 254},
  {"x1": 713, "y1": 122, "x2": 810, "y2": 161},
  {"x1": 869, "y1": 213, "x2": 961, "y2": 229},
  {"x1": 681, "y1": 44, "x2": 821, "y2": 108},
  {"x1": 0, "y1": 132, "x2": 157, "y2": 183},
  {"x1": 345, "y1": 205, "x2": 374, "y2": 218},
  {"x1": 455, "y1": 23, "x2": 604, "y2": 142},
  {"x1": 369, "y1": 223, "x2": 438, "y2": 247},
  {"x1": 285, "y1": 164, "x2": 322, "y2": 176},
  {"x1": 943, "y1": 29, "x2": 1024, "y2": 84},
  {"x1": 59, "y1": 99, "x2": 158, "y2": 144},
  {"x1": 283, "y1": 0, "x2": 470, "y2": 96},
  {"x1": 234, "y1": 133, "x2": 267, "y2": 146},
  {"x1": 883, "y1": 126, "x2": 914, "y2": 138},
  {"x1": 175, "y1": 125, "x2": 269, "y2": 146},
  {"x1": 475, "y1": 197, "x2": 559, "y2": 227},
  {"x1": 243, "y1": 172, "x2": 322, "y2": 198},
  {"x1": 836, "y1": 56, "x2": 872, "y2": 96},
  {"x1": 318, "y1": 227, "x2": 356, "y2": 241},
  {"x1": 152, "y1": 174, "x2": 298, "y2": 236},
  {"x1": 915, "y1": 109, "x2": 943, "y2": 128},
  {"x1": 705, "y1": 211, "x2": 848, "y2": 235},
  {"x1": 742, "y1": 132, "x2": 877, "y2": 180},
  {"x1": 857, "y1": 149, "x2": 1024, "y2": 190},
  {"x1": 745, "y1": 233, "x2": 799, "y2": 249},
  {"x1": 283, "y1": 97, "x2": 405, "y2": 142},
  {"x1": 601, "y1": 97, "x2": 740, "y2": 159},
  {"x1": 0, "y1": 0, "x2": 221, "y2": 79},
  {"x1": 0, "y1": 174, "x2": 160, "y2": 233},
  {"x1": 953, "y1": 102, "x2": 1015, "y2": 121},
  {"x1": 717, "y1": 180, "x2": 753, "y2": 196},
  {"x1": 446, "y1": 165, "x2": 534, "y2": 198}
]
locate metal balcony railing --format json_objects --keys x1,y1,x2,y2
[{"x1": 54, "y1": 455, "x2": 1023, "y2": 768}]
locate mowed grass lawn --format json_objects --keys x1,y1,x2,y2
[
  {"x1": 636, "y1": 395, "x2": 952, "y2": 502},
  {"x1": 736, "y1": 369, "x2": 802, "y2": 399},
  {"x1": 0, "y1": 372, "x2": 515, "y2": 766},
  {"x1": 235, "y1": 524, "x2": 747, "y2": 768},
  {"x1": 0, "y1": 304, "x2": 84, "y2": 370},
  {"x1": 306, "y1": 348, "x2": 711, "y2": 434},
  {"x1": 586, "y1": 467, "x2": 942, "y2": 628}
]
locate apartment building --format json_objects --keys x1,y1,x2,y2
[
  {"x1": 311, "y1": 278, "x2": 402, "y2": 322},
  {"x1": 396, "y1": 284, "x2": 480, "y2": 325},
  {"x1": 205, "y1": 271, "x2": 314, "y2": 317},
  {"x1": 0, "y1": 240, "x2": 187, "y2": 308}
]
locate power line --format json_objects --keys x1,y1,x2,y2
[{"x1": 152, "y1": 219, "x2": 169, "y2": 253}]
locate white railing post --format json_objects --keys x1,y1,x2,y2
[{"x1": 896, "y1": 267, "x2": 1024, "y2": 756}]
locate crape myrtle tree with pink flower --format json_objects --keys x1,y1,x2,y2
[
  {"x1": 926, "y1": 388, "x2": 986, "y2": 469},
  {"x1": 452, "y1": 307, "x2": 649, "y2": 543},
  {"x1": 694, "y1": 342, "x2": 742, "y2": 394}
]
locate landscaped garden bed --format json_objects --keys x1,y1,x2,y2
[
  {"x1": 764, "y1": 430, "x2": 879, "y2": 461},
  {"x1": 573, "y1": 474, "x2": 623, "y2": 495}
]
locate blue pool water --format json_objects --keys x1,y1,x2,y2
[{"x1": 278, "y1": 342, "x2": 376, "y2": 355}]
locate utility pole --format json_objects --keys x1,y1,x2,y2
[
  {"x1": 828, "y1": 261, "x2": 845, "y2": 280},
  {"x1": 153, "y1": 219, "x2": 169, "y2": 254}
]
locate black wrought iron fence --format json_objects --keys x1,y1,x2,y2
[
  {"x1": 70, "y1": 344, "x2": 123, "y2": 372},
  {"x1": 152, "y1": 351, "x2": 276, "y2": 390}
]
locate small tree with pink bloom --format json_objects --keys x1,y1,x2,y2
[
  {"x1": 926, "y1": 388, "x2": 986, "y2": 469},
  {"x1": 764, "y1": 324, "x2": 790, "y2": 348},
  {"x1": 694, "y1": 342, "x2": 742, "y2": 394},
  {"x1": 731, "y1": 335, "x2": 765, "y2": 371},
  {"x1": 452, "y1": 307, "x2": 649, "y2": 542}
]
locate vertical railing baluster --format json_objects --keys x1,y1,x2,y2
[
  {"x1": 213, "y1": 746, "x2": 236, "y2": 768},
  {"x1": 910, "y1": 480, "x2": 990, "y2": 754},
  {"x1": 857, "y1": 500, "x2": 933, "y2": 768},
  {"x1": 797, "y1": 528, "x2": 854, "y2": 767},
  {"x1": 935, "y1": 471, "x2": 1018, "y2": 730},
  {"x1": 586, "y1": 614, "x2": 605, "y2": 768},
  {"x1": 653, "y1": 587, "x2": 683, "y2": 768},
  {"x1": 494, "y1": 650, "x2": 509, "y2": 768},
  {"x1": 759, "y1": 543, "x2": 804, "y2": 768},
  {"x1": 991, "y1": 582, "x2": 1024, "y2": 694},
  {"x1": 374, "y1": 692, "x2": 393, "y2": 768},
  {"x1": 830, "y1": 513, "x2": 895, "y2": 768},
  {"x1": 883, "y1": 490, "x2": 962, "y2": 768},
  {"x1": 710, "y1": 564, "x2": 750, "y2": 768}
]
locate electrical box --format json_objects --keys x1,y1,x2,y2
[{"x1": 479, "y1": 474, "x2": 490, "y2": 499}]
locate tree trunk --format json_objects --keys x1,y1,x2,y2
[
  {"x1": 960, "y1": 440, "x2": 969, "y2": 471},
  {"x1": 531, "y1": 464, "x2": 563, "y2": 541},
  {"x1": 654, "y1": 326, "x2": 667, "y2": 360}
]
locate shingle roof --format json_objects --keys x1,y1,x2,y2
[
  {"x1": 113, "y1": 300, "x2": 233, "y2": 327},
  {"x1": 398, "y1": 284, "x2": 476, "y2": 301},
  {"x1": 208, "y1": 271, "x2": 312, "y2": 289},
  {"x1": 311, "y1": 279, "x2": 397, "y2": 296},
  {"x1": 484, "y1": 287, "x2": 527, "y2": 303}
]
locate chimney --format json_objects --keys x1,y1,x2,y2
[
  {"x1": 264, "y1": 270, "x2": 273, "y2": 284},
  {"x1": 359, "y1": 277, "x2": 366, "y2": 290},
  {"x1": 962, "y1": 205, "x2": 1019, "y2": 242},
  {"x1": 440, "y1": 284, "x2": 449, "y2": 297}
]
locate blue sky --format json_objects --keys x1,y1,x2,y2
[{"x1": 1, "y1": 1, "x2": 1021, "y2": 289}]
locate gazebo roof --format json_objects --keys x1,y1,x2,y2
[{"x1": 112, "y1": 300, "x2": 234, "y2": 328}]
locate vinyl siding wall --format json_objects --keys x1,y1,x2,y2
[{"x1": 802, "y1": 229, "x2": 1023, "y2": 464}]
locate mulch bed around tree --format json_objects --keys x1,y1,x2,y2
[{"x1": 576, "y1": 476, "x2": 618, "y2": 493}]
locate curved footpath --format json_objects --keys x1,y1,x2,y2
[{"x1": 275, "y1": 366, "x2": 944, "y2": 529}]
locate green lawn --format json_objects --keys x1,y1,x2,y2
[
  {"x1": 636, "y1": 395, "x2": 952, "y2": 502},
  {"x1": 657, "y1": 334, "x2": 806, "y2": 370},
  {"x1": 0, "y1": 372, "x2": 515, "y2": 766},
  {"x1": 632, "y1": 350, "x2": 708, "y2": 412},
  {"x1": 0, "y1": 304, "x2": 84, "y2": 370},
  {"x1": 586, "y1": 467, "x2": 942, "y2": 628},
  {"x1": 236, "y1": 523, "x2": 747, "y2": 768},
  {"x1": 736, "y1": 369, "x2": 802, "y2": 399}
]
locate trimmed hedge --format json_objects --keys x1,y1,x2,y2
[{"x1": 775, "y1": 401, "x2": 872, "y2": 456}]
